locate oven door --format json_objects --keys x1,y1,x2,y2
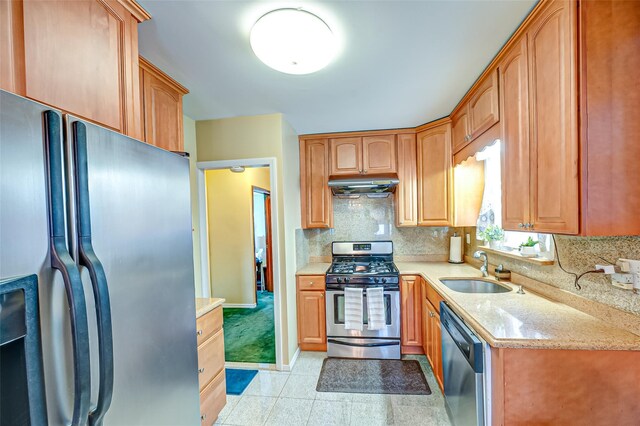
[{"x1": 326, "y1": 289, "x2": 400, "y2": 338}]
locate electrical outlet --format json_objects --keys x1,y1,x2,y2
[
  {"x1": 611, "y1": 273, "x2": 634, "y2": 290},
  {"x1": 616, "y1": 259, "x2": 631, "y2": 272},
  {"x1": 466, "y1": 234, "x2": 470, "y2": 244}
]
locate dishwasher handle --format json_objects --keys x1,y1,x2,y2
[{"x1": 440, "y1": 302, "x2": 483, "y2": 373}]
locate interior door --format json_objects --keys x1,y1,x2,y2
[{"x1": 264, "y1": 193, "x2": 273, "y2": 292}]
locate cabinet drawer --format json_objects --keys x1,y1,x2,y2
[
  {"x1": 297, "y1": 276, "x2": 326, "y2": 291},
  {"x1": 196, "y1": 306, "x2": 223, "y2": 346},
  {"x1": 197, "y1": 328, "x2": 225, "y2": 391},
  {"x1": 200, "y1": 369, "x2": 226, "y2": 425},
  {"x1": 426, "y1": 282, "x2": 445, "y2": 313}
]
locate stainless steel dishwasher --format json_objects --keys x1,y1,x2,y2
[{"x1": 440, "y1": 302, "x2": 485, "y2": 426}]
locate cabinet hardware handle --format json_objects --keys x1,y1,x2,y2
[
  {"x1": 201, "y1": 414, "x2": 207, "y2": 421},
  {"x1": 198, "y1": 368, "x2": 205, "y2": 373},
  {"x1": 320, "y1": 293, "x2": 324, "y2": 298},
  {"x1": 363, "y1": 169, "x2": 367, "y2": 174},
  {"x1": 529, "y1": 223, "x2": 534, "y2": 230},
  {"x1": 518, "y1": 223, "x2": 524, "y2": 228},
  {"x1": 197, "y1": 330, "x2": 203, "y2": 336}
]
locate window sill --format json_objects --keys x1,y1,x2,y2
[{"x1": 478, "y1": 245, "x2": 555, "y2": 266}]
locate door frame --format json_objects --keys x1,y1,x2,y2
[
  {"x1": 251, "y1": 186, "x2": 272, "y2": 294},
  {"x1": 196, "y1": 157, "x2": 283, "y2": 370}
]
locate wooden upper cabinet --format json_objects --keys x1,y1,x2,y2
[
  {"x1": 329, "y1": 137, "x2": 362, "y2": 176},
  {"x1": 451, "y1": 69, "x2": 499, "y2": 154},
  {"x1": 527, "y1": 0, "x2": 579, "y2": 234},
  {"x1": 451, "y1": 107, "x2": 470, "y2": 154},
  {"x1": 468, "y1": 69, "x2": 499, "y2": 140},
  {"x1": 499, "y1": 35, "x2": 531, "y2": 231},
  {"x1": 417, "y1": 123, "x2": 452, "y2": 226},
  {"x1": 139, "y1": 57, "x2": 188, "y2": 152},
  {"x1": 362, "y1": 135, "x2": 397, "y2": 174},
  {"x1": 1, "y1": 0, "x2": 149, "y2": 138},
  {"x1": 329, "y1": 135, "x2": 396, "y2": 176},
  {"x1": 300, "y1": 138, "x2": 333, "y2": 229},
  {"x1": 395, "y1": 133, "x2": 418, "y2": 227},
  {"x1": 579, "y1": 0, "x2": 640, "y2": 236}
]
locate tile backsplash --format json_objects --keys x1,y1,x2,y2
[
  {"x1": 464, "y1": 227, "x2": 640, "y2": 317},
  {"x1": 297, "y1": 197, "x2": 460, "y2": 263}
]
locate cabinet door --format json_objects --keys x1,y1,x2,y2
[
  {"x1": 432, "y1": 310, "x2": 444, "y2": 392},
  {"x1": 424, "y1": 300, "x2": 436, "y2": 370},
  {"x1": 141, "y1": 67, "x2": 184, "y2": 151},
  {"x1": 21, "y1": 0, "x2": 141, "y2": 136},
  {"x1": 329, "y1": 137, "x2": 362, "y2": 176},
  {"x1": 395, "y1": 133, "x2": 418, "y2": 227},
  {"x1": 451, "y1": 106, "x2": 470, "y2": 153},
  {"x1": 297, "y1": 289, "x2": 326, "y2": 350},
  {"x1": 499, "y1": 36, "x2": 531, "y2": 231},
  {"x1": 400, "y1": 276, "x2": 423, "y2": 353},
  {"x1": 527, "y1": 0, "x2": 579, "y2": 234},
  {"x1": 417, "y1": 124, "x2": 452, "y2": 226},
  {"x1": 421, "y1": 280, "x2": 429, "y2": 356},
  {"x1": 468, "y1": 69, "x2": 500, "y2": 140},
  {"x1": 300, "y1": 139, "x2": 333, "y2": 229},
  {"x1": 362, "y1": 135, "x2": 397, "y2": 174}
]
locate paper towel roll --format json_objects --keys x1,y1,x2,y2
[{"x1": 449, "y1": 235, "x2": 463, "y2": 263}]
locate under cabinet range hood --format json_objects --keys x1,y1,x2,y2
[{"x1": 328, "y1": 177, "x2": 400, "y2": 197}]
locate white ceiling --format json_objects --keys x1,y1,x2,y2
[{"x1": 137, "y1": 0, "x2": 536, "y2": 135}]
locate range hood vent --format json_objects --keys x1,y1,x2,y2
[{"x1": 328, "y1": 177, "x2": 399, "y2": 197}]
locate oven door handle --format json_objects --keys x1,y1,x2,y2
[{"x1": 327, "y1": 339, "x2": 400, "y2": 348}]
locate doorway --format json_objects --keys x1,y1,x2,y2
[
  {"x1": 198, "y1": 159, "x2": 281, "y2": 369},
  {"x1": 252, "y1": 186, "x2": 273, "y2": 294}
]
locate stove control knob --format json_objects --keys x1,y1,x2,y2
[
  {"x1": 373, "y1": 277, "x2": 380, "y2": 283},
  {"x1": 337, "y1": 277, "x2": 344, "y2": 284},
  {"x1": 381, "y1": 278, "x2": 387, "y2": 284},
  {"x1": 345, "y1": 277, "x2": 350, "y2": 283}
]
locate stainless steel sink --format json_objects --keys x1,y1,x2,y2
[{"x1": 440, "y1": 279, "x2": 512, "y2": 294}]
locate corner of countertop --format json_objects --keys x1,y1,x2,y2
[
  {"x1": 195, "y1": 297, "x2": 225, "y2": 318},
  {"x1": 296, "y1": 262, "x2": 331, "y2": 276}
]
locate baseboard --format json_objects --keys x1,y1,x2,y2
[
  {"x1": 282, "y1": 347, "x2": 301, "y2": 372},
  {"x1": 225, "y1": 361, "x2": 277, "y2": 371},
  {"x1": 222, "y1": 303, "x2": 257, "y2": 308}
]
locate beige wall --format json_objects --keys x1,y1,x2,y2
[
  {"x1": 206, "y1": 167, "x2": 271, "y2": 305},
  {"x1": 183, "y1": 115, "x2": 203, "y2": 297},
  {"x1": 196, "y1": 114, "x2": 301, "y2": 365}
]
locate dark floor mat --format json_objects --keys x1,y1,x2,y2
[{"x1": 316, "y1": 358, "x2": 431, "y2": 395}]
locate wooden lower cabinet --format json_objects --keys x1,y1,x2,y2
[
  {"x1": 421, "y1": 278, "x2": 444, "y2": 392},
  {"x1": 400, "y1": 275, "x2": 423, "y2": 354},
  {"x1": 491, "y1": 348, "x2": 640, "y2": 425},
  {"x1": 296, "y1": 275, "x2": 326, "y2": 351},
  {"x1": 196, "y1": 306, "x2": 226, "y2": 425}
]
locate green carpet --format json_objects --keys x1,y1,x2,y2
[{"x1": 223, "y1": 291, "x2": 276, "y2": 364}]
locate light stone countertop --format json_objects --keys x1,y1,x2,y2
[
  {"x1": 296, "y1": 263, "x2": 331, "y2": 276},
  {"x1": 195, "y1": 297, "x2": 225, "y2": 318},
  {"x1": 396, "y1": 262, "x2": 640, "y2": 351},
  {"x1": 295, "y1": 261, "x2": 640, "y2": 350}
]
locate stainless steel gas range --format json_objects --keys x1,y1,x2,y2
[{"x1": 325, "y1": 241, "x2": 401, "y2": 359}]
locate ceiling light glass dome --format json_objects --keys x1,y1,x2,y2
[{"x1": 250, "y1": 8, "x2": 337, "y2": 75}]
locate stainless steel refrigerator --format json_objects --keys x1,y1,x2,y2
[{"x1": 0, "y1": 90, "x2": 201, "y2": 425}]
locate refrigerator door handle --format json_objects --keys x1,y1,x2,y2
[
  {"x1": 73, "y1": 121, "x2": 114, "y2": 426},
  {"x1": 44, "y1": 111, "x2": 92, "y2": 425}
]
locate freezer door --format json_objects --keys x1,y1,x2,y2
[
  {"x1": 66, "y1": 116, "x2": 201, "y2": 425},
  {"x1": 0, "y1": 90, "x2": 91, "y2": 425}
]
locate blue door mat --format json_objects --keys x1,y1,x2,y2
[{"x1": 225, "y1": 368, "x2": 259, "y2": 395}]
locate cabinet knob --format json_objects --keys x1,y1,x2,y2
[
  {"x1": 529, "y1": 223, "x2": 534, "y2": 230},
  {"x1": 320, "y1": 293, "x2": 324, "y2": 298},
  {"x1": 363, "y1": 169, "x2": 367, "y2": 174},
  {"x1": 518, "y1": 223, "x2": 524, "y2": 228},
  {"x1": 198, "y1": 367, "x2": 205, "y2": 374},
  {"x1": 197, "y1": 329, "x2": 203, "y2": 336},
  {"x1": 201, "y1": 414, "x2": 207, "y2": 421}
]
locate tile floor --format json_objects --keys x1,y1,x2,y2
[{"x1": 215, "y1": 352, "x2": 452, "y2": 426}]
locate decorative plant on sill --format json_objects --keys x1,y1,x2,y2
[
  {"x1": 519, "y1": 237, "x2": 539, "y2": 258},
  {"x1": 478, "y1": 224, "x2": 504, "y2": 249}
]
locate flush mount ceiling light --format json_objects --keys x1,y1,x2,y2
[
  {"x1": 250, "y1": 8, "x2": 337, "y2": 75},
  {"x1": 230, "y1": 166, "x2": 245, "y2": 173}
]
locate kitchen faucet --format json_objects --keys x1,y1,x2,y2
[{"x1": 473, "y1": 250, "x2": 489, "y2": 277}]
